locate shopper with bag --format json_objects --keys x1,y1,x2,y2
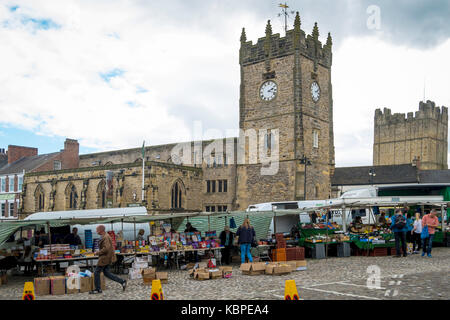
[
  {"x1": 235, "y1": 218, "x2": 256, "y2": 264},
  {"x1": 391, "y1": 209, "x2": 408, "y2": 257},
  {"x1": 421, "y1": 209, "x2": 439, "y2": 258},
  {"x1": 90, "y1": 225, "x2": 127, "y2": 294}
]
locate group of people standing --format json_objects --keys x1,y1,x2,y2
[
  {"x1": 219, "y1": 218, "x2": 256, "y2": 265},
  {"x1": 391, "y1": 208, "x2": 440, "y2": 258}
]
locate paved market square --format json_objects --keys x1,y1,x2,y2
[{"x1": 1, "y1": 247, "x2": 448, "y2": 300}]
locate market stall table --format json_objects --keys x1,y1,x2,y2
[{"x1": 33, "y1": 256, "x2": 98, "y2": 275}]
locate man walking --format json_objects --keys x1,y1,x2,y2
[
  {"x1": 391, "y1": 209, "x2": 408, "y2": 257},
  {"x1": 421, "y1": 209, "x2": 439, "y2": 258},
  {"x1": 90, "y1": 225, "x2": 127, "y2": 294}
]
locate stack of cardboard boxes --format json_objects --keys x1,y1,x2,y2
[
  {"x1": 188, "y1": 263, "x2": 233, "y2": 281},
  {"x1": 129, "y1": 256, "x2": 150, "y2": 280},
  {"x1": 141, "y1": 267, "x2": 168, "y2": 285},
  {"x1": 240, "y1": 261, "x2": 307, "y2": 276},
  {"x1": 33, "y1": 273, "x2": 106, "y2": 296}
]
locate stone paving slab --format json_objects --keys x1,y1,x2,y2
[{"x1": 0, "y1": 247, "x2": 448, "y2": 300}]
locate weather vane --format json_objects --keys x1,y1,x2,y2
[{"x1": 278, "y1": 3, "x2": 295, "y2": 35}]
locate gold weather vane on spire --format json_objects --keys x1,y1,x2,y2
[{"x1": 278, "y1": 3, "x2": 295, "y2": 35}]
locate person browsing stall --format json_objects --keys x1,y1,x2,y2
[
  {"x1": 90, "y1": 225, "x2": 127, "y2": 294},
  {"x1": 421, "y1": 209, "x2": 440, "y2": 258},
  {"x1": 219, "y1": 226, "x2": 235, "y2": 265},
  {"x1": 235, "y1": 218, "x2": 256, "y2": 264},
  {"x1": 391, "y1": 209, "x2": 408, "y2": 258}
]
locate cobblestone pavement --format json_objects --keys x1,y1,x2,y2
[{"x1": 1, "y1": 247, "x2": 448, "y2": 300}]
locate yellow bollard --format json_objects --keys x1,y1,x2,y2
[
  {"x1": 284, "y1": 280, "x2": 299, "y2": 300},
  {"x1": 22, "y1": 282, "x2": 35, "y2": 301},
  {"x1": 150, "y1": 279, "x2": 164, "y2": 300}
]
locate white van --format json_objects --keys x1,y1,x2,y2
[{"x1": 23, "y1": 207, "x2": 151, "y2": 244}]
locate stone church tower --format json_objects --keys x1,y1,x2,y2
[
  {"x1": 235, "y1": 13, "x2": 335, "y2": 210},
  {"x1": 373, "y1": 100, "x2": 448, "y2": 170}
]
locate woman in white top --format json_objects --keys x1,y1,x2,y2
[{"x1": 411, "y1": 212, "x2": 422, "y2": 254}]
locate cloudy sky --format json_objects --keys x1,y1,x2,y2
[{"x1": 0, "y1": 0, "x2": 449, "y2": 167}]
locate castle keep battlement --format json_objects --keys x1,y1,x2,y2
[
  {"x1": 375, "y1": 100, "x2": 448, "y2": 125},
  {"x1": 373, "y1": 100, "x2": 448, "y2": 170}
]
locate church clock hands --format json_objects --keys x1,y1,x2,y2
[{"x1": 259, "y1": 80, "x2": 278, "y2": 101}]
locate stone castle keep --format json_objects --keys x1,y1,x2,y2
[
  {"x1": 374, "y1": 100, "x2": 448, "y2": 170},
  {"x1": 17, "y1": 14, "x2": 448, "y2": 217}
]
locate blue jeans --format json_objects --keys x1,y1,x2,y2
[
  {"x1": 240, "y1": 243, "x2": 253, "y2": 264},
  {"x1": 94, "y1": 265, "x2": 124, "y2": 291},
  {"x1": 422, "y1": 234, "x2": 434, "y2": 255}
]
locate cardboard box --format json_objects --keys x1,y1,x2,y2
[
  {"x1": 156, "y1": 272, "x2": 168, "y2": 284},
  {"x1": 142, "y1": 268, "x2": 156, "y2": 285},
  {"x1": 219, "y1": 266, "x2": 233, "y2": 277},
  {"x1": 194, "y1": 269, "x2": 210, "y2": 280},
  {"x1": 209, "y1": 270, "x2": 222, "y2": 279},
  {"x1": 79, "y1": 277, "x2": 91, "y2": 293},
  {"x1": 34, "y1": 277, "x2": 50, "y2": 296},
  {"x1": 285, "y1": 261, "x2": 297, "y2": 272},
  {"x1": 251, "y1": 262, "x2": 266, "y2": 272},
  {"x1": 129, "y1": 268, "x2": 143, "y2": 280},
  {"x1": 186, "y1": 263, "x2": 196, "y2": 270},
  {"x1": 50, "y1": 276, "x2": 66, "y2": 295},
  {"x1": 272, "y1": 265, "x2": 291, "y2": 275},
  {"x1": 198, "y1": 262, "x2": 208, "y2": 269},
  {"x1": 90, "y1": 273, "x2": 106, "y2": 291},
  {"x1": 240, "y1": 263, "x2": 265, "y2": 275},
  {"x1": 66, "y1": 275, "x2": 80, "y2": 294},
  {"x1": 294, "y1": 260, "x2": 307, "y2": 270},
  {"x1": 265, "y1": 264, "x2": 276, "y2": 275},
  {"x1": 0, "y1": 274, "x2": 7, "y2": 285}
]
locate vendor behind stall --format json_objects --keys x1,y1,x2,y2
[
  {"x1": 184, "y1": 222, "x2": 199, "y2": 262},
  {"x1": 38, "y1": 228, "x2": 49, "y2": 248},
  {"x1": 64, "y1": 227, "x2": 82, "y2": 247},
  {"x1": 350, "y1": 216, "x2": 363, "y2": 232},
  {"x1": 378, "y1": 211, "x2": 387, "y2": 226},
  {"x1": 137, "y1": 229, "x2": 146, "y2": 241}
]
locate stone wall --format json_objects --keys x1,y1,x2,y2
[{"x1": 21, "y1": 161, "x2": 203, "y2": 216}]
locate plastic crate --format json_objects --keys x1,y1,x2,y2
[
  {"x1": 337, "y1": 242, "x2": 351, "y2": 257},
  {"x1": 312, "y1": 243, "x2": 325, "y2": 259},
  {"x1": 369, "y1": 248, "x2": 387, "y2": 257}
]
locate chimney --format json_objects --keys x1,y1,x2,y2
[
  {"x1": 61, "y1": 138, "x2": 79, "y2": 169},
  {"x1": 7, "y1": 145, "x2": 38, "y2": 164}
]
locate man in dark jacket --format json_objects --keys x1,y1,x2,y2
[
  {"x1": 90, "y1": 225, "x2": 127, "y2": 294},
  {"x1": 219, "y1": 226, "x2": 235, "y2": 265},
  {"x1": 391, "y1": 209, "x2": 408, "y2": 258}
]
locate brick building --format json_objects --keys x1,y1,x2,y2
[{"x1": 0, "y1": 139, "x2": 79, "y2": 219}]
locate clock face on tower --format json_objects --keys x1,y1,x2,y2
[
  {"x1": 259, "y1": 80, "x2": 278, "y2": 101},
  {"x1": 311, "y1": 81, "x2": 320, "y2": 102}
]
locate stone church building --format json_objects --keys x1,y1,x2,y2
[{"x1": 20, "y1": 13, "x2": 337, "y2": 216}]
